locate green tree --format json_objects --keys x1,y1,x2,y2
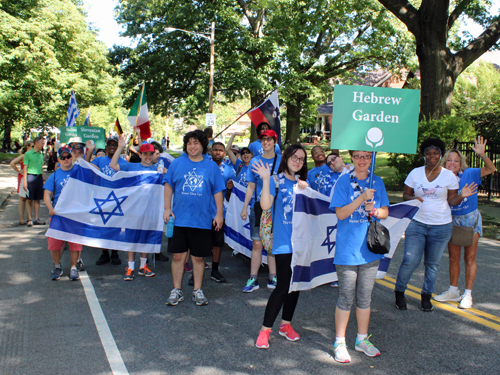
[
  {"x1": 0, "y1": 0, "x2": 121, "y2": 150},
  {"x1": 377, "y1": 0, "x2": 500, "y2": 120},
  {"x1": 452, "y1": 60, "x2": 500, "y2": 142}
]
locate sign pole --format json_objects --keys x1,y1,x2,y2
[{"x1": 369, "y1": 151, "x2": 377, "y2": 189}]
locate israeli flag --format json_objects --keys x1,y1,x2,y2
[
  {"x1": 224, "y1": 181, "x2": 270, "y2": 263},
  {"x1": 45, "y1": 160, "x2": 164, "y2": 253},
  {"x1": 158, "y1": 152, "x2": 175, "y2": 169},
  {"x1": 290, "y1": 187, "x2": 421, "y2": 292},
  {"x1": 65, "y1": 91, "x2": 80, "y2": 127}
]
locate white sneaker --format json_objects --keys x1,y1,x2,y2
[
  {"x1": 459, "y1": 294, "x2": 473, "y2": 309},
  {"x1": 434, "y1": 289, "x2": 461, "y2": 302},
  {"x1": 333, "y1": 341, "x2": 351, "y2": 363}
]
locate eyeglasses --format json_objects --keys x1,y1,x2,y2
[
  {"x1": 327, "y1": 155, "x2": 338, "y2": 165},
  {"x1": 261, "y1": 137, "x2": 274, "y2": 143},
  {"x1": 60, "y1": 155, "x2": 72, "y2": 160},
  {"x1": 352, "y1": 154, "x2": 372, "y2": 160},
  {"x1": 291, "y1": 155, "x2": 305, "y2": 164}
]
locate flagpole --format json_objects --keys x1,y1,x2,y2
[
  {"x1": 369, "y1": 152, "x2": 377, "y2": 189},
  {"x1": 213, "y1": 90, "x2": 276, "y2": 139}
]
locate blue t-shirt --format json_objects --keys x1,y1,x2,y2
[
  {"x1": 247, "y1": 154, "x2": 282, "y2": 201},
  {"x1": 307, "y1": 164, "x2": 331, "y2": 192},
  {"x1": 163, "y1": 155, "x2": 225, "y2": 229},
  {"x1": 120, "y1": 162, "x2": 157, "y2": 172},
  {"x1": 451, "y1": 168, "x2": 482, "y2": 216},
  {"x1": 43, "y1": 166, "x2": 75, "y2": 205},
  {"x1": 92, "y1": 156, "x2": 127, "y2": 177},
  {"x1": 216, "y1": 161, "x2": 236, "y2": 197},
  {"x1": 248, "y1": 140, "x2": 281, "y2": 156},
  {"x1": 269, "y1": 174, "x2": 296, "y2": 255},
  {"x1": 329, "y1": 174, "x2": 390, "y2": 266},
  {"x1": 232, "y1": 159, "x2": 251, "y2": 188}
]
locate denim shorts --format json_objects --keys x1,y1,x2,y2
[
  {"x1": 452, "y1": 209, "x2": 482, "y2": 237},
  {"x1": 249, "y1": 206, "x2": 261, "y2": 241}
]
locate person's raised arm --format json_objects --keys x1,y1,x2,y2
[
  {"x1": 448, "y1": 183, "x2": 478, "y2": 207},
  {"x1": 227, "y1": 132, "x2": 244, "y2": 165},
  {"x1": 10, "y1": 154, "x2": 24, "y2": 174},
  {"x1": 85, "y1": 140, "x2": 95, "y2": 162},
  {"x1": 472, "y1": 136, "x2": 497, "y2": 177},
  {"x1": 110, "y1": 135, "x2": 126, "y2": 171},
  {"x1": 252, "y1": 160, "x2": 273, "y2": 210}
]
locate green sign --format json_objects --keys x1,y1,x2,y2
[
  {"x1": 330, "y1": 85, "x2": 420, "y2": 154},
  {"x1": 60, "y1": 126, "x2": 106, "y2": 149}
]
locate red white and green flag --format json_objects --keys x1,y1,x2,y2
[{"x1": 127, "y1": 85, "x2": 151, "y2": 139}]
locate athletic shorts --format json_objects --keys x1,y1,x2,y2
[
  {"x1": 47, "y1": 237, "x2": 82, "y2": 251},
  {"x1": 212, "y1": 222, "x2": 225, "y2": 247},
  {"x1": 26, "y1": 174, "x2": 44, "y2": 201},
  {"x1": 168, "y1": 226, "x2": 212, "y2": 258}
]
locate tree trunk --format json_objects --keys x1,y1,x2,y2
[
  {"x1": 249, "y1": 92, "x2": 266, "y2": 142},
  {"x1": 285, "y1": 93, "x2": 307, "y2": 146},
  {"x1": 2, "y1": 118, "x2": 13, "y2": 152}
]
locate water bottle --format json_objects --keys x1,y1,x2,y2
[
  {"x1": 157, "y1": 159, "x2": 164, "y2": 173},
  {"x1": 166, "y1": 217, "x2": 174, "y2": 238}
]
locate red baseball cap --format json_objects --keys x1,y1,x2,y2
[
  {"x1": 258, "y1": 129, "x2": 278, "y2": 141},
  {"x1": 139, "y1": 143, "x2": 155, "y2": 153}
]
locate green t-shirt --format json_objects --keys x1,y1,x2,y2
[{"x1": 23, "y1": 149, "x2": 44, "y2": 175}]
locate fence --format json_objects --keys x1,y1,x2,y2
[{"x1": 454, "y1": 140, "x2": 500, "y2": 199}]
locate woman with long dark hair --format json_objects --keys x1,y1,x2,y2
[{"x1": 253, "y1": 144, "x2": 308, "y2": 349}]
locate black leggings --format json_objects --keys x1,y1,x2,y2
[{"x1": 262, "y1": 253, "x2": 300, "y2": 328}]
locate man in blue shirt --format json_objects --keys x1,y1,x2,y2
[
  {"x1": 209, "y1": 142, "x2": 236, "y2": 283},
  {"x1": 110, "y1": 135, "x2": 162, "y2": 280},
  {"x1": 164, "y1": 130, "x2": 225, "y2": 306},
  {"x1": 43, "y1": 146, "x2": 82, "y2": 281},
  {"x1": 88, "y1": 137, "x2": 125, "y2": 266}
]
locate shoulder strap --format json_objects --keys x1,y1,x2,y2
[
  {"x1": 270, "y1": 154, "x2": 278, "y2": 176},
  {"x1": 236, "y1": 161, "x2": 244, "y2": 177}
]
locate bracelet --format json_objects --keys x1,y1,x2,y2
[{"x1": 371, "y1": 207, "x2": 378, "y2": 216}]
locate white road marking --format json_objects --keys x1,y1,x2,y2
[{"x1": 79, "y1": 271, "x2": 129, "y2": 375}]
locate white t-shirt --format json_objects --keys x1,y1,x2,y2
[{"x1": 404, "y1": 166, "x2": 459, "y2": 225}]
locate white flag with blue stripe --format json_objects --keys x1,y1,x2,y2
[
  {"x1": 45, "y1": 160, "x2": 164, "y2": 253},
  {"x1": 158, "y1": 152, "x2": 175, "y2": 169},
  {"x1": 224, "y1": 181, "x2": 270, "y2": 263},
  {"x1": 65, "y1": 91, "x2": 80, "y2": 127},
  {"x1": 290, "y1": 187, "x2": 421, "y2": 292}
]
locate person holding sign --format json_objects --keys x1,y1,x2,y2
[
  {"x1": 329, "y1": 150, "x2": 389, "y2": 363},
  {"x1": 434, "y1": 136, "x2": 496, "y2": 309},
  {"x1": 394, "y1": 138, "x2": 477, "y2": 312}
]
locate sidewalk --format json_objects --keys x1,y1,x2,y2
[{"x1": 0, "y1": 164, "x2": 17, "y2": 208}]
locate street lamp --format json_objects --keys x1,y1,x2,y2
[{"x1": 165, "y1": 22, "x2": 215, "y2": 114}]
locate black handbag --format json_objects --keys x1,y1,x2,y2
[{"x1": 366, "y1": 215, "x2": 390, "y2": 254}]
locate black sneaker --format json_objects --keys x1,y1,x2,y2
[
  {"x1": 188, "y1": 275, "x2": 194, "y2": 286},
  {"x1": 211, "y1": 270, "x2": 227, "y2": 283},
  {"x1": 421, "y1": 293, "x2": 434, "y2": 312},
  {"x1": 110, "y1": 251, "x2": 122, "y2": 265},
  {"x1": 76, "y1": 259, "x2": 85, "y2": 272},
  {"x1": 155, "y1": 252, "x2": 169, "y2": 261},
  {"x1": 96, "y1": 252, "x2": 110, "y2": 265},
  {"x1": 395, "y1": 291, "x2": 407, "y2": 310}
]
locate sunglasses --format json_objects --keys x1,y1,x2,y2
[
  {"x1": 60, "y1": 155, "x2": 72, "y2": 160},
  {"x1": 241, "y1": 151, "x2": 251, "y2": 155}
]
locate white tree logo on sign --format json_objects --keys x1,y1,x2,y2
[{"x1": 365, "y1": 127, "x2": 384, "y2": 148}]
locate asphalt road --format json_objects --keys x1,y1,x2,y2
[{"x1": 0, "y1": 191, "x2": 499, "y2": 375}]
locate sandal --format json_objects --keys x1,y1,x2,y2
[
  {"x1": 19, "y1": 222, "x2": 27, "y2": 225},
  {"x1": 27, "y1": 220, "x2": 33, "y2": 227},
  {"x1": 33, "y1": 219, "x2": 46, "y2": 225}
]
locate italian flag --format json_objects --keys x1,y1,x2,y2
[{"x1": 127, "y1": 85, "x2": 151, "y2": 139}]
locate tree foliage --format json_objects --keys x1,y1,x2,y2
[
  {"x1": 0, "y1": 0, "x2": 121, "y2": 149},
  {"x1": 377, "y1": 0, "x2": 500, "y2": 120}
]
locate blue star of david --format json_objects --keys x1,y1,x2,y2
[
  {"x1": 243, "y1": 222, "x2": 251, "y2": 231},
  {"x1": 321, "y1": 225, "x2": 337, "y2": 254},
  {"x1": 89, "y1": 191, "x2": 128, "y2": 224}
]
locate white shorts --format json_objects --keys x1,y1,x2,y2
[{"x1": 19, "y1": 177, "x2": 27, "y2": 198}]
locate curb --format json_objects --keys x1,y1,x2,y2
[{"x1": 0, "y1": 188, "x2": 14, "y2": 209}]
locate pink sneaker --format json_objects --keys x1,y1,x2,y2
[
  {"x1": 184, "y1": 263, "x2": 193, "y2": 272},
  {"x1": 279, "y1": 323, "x2": 300, "y2": 341},
  {"x1": 255, "y1": 329, "x2": 271, "y2": 349}
]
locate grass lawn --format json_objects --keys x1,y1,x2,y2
[{"x1": 0, "y1": 153, "x2": 18, "y2": 163}]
